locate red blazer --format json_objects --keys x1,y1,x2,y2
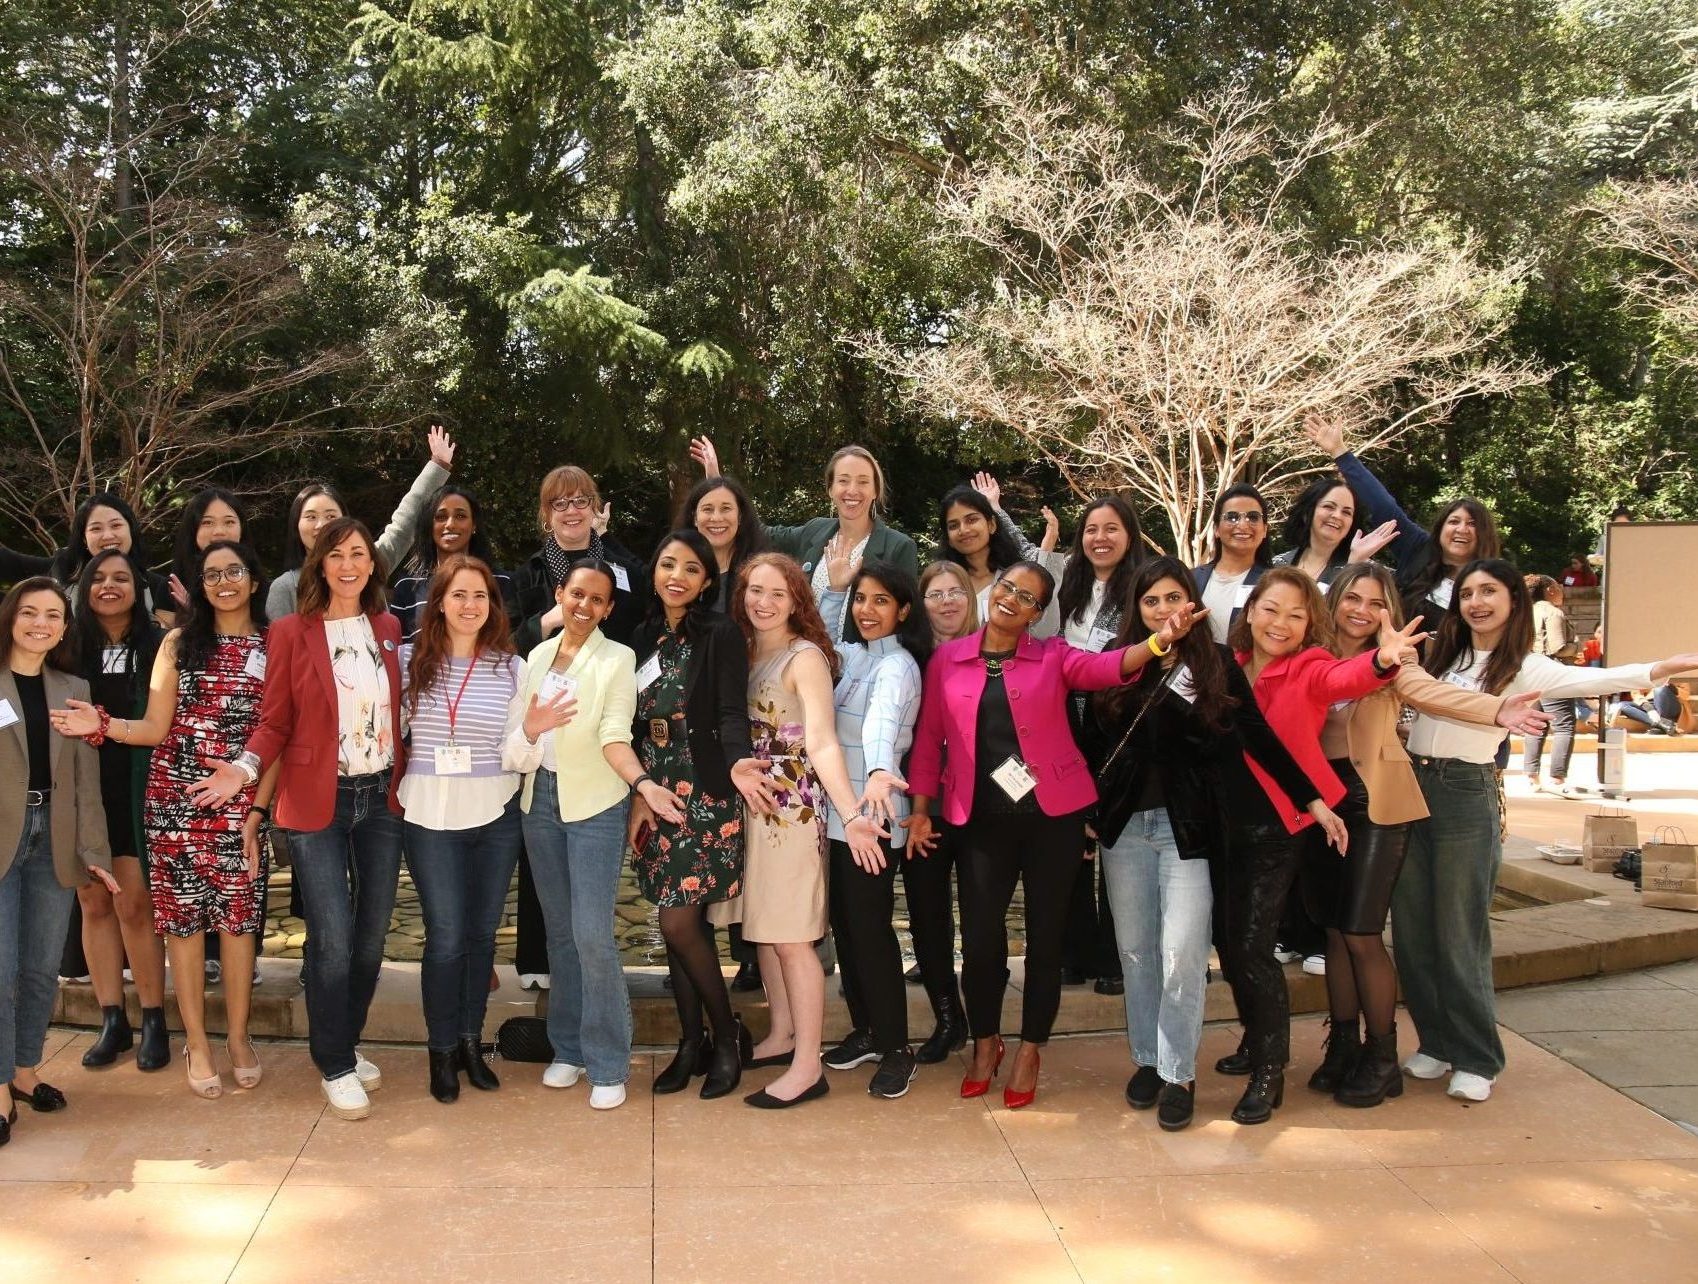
[
  {"x1": 908, "y1": 630, "x2": 1130, "y2": 825},
  {"x1": 1233, "y1": 646, "x2": 1392, "y2": 835},
  {"x1": 246, "y1": 611, "x2": 406, "y2": 831}
]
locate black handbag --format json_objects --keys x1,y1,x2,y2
[{"x1": 495, "y1": 1016, "x2": 552, "y2": 1063}]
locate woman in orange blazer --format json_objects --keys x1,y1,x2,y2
[
  {"x1": 1302, "y1": 564, "x2": 1547, "y2": 1108},
  {"x1": 197, "y1": 517, "x2": 407, "y2": 1123}
]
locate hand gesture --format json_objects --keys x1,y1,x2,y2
[
  {"x1": 169, "y1": 573, "x2": 190, "y2": 610},
  {"x1": 1350, "y1": 519, "x2": 1400, "y2": 562},
  {"x1": 1375, "y1": 610, "x2": 1429, "y2": 669},
  {"x1": 189, "y1": 758, "x2": 249, "y2": 810},
  {"x1": 87, "y1": 866, "x2": 121, "y2": 894},
  {"x1": 689, "y1": 435, "x2": 722, "y2": 477},
  {"x1": 242, "y1": 810, "x2": 264, "y2": 879},
  {"x1": 846, "y1": 813, "x2": 892, "y2": 873},
  {"x1": 901, "y1": 813, "x2": 937, "y2": 861},
  {"x1": 539, "y1": 603, "x2": 565, "y2": 637},
  {"x1": 1496, "y1": 690, "x2": 1552, "y2": 736},
  {"x1": 1308, "y1": 800, "x2": 1349, "y2": 854},
  {"x1": 592, "y1": 502, "x2": 611, "y2": 536},
  {"x1": 969, "y1": 471, "x2": 1002, "y2": 508},
  {"x1": 1156, "y1": 602, "x2": 1207, "y2": 651},
  {"x1": 730, "y1": 756, "x2": 777, "y2": 815},
  {"x1": 50, "y1": 697, "x2": 102, "y2": 739},
  {"x1": 522, "y1": 688, "x2": 578, "y2": 741},
  {"x1": 858, "y1": 769, "x2": 906, "y2": 827},
  {"x1": 824, "y1": 532, "x2": 859, "y2": 591},
  {"x1": 427, "y1": 424, "x2": 457, "y2": 471},
  {"x1": 1302, "y1": 412, "x2": 1345, "y2": 460},
  {"x1": 636, "y1": 777, "x2": 685, "y2": 825},
  {"x1": 1039, "y1": 506, "x2": 1060, "y2": 553}
]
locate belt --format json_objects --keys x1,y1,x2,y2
[
  {"x1": 25, "y1": 788, "x2": 50, "y2": 807},
  {"x1": 337, "y1": 771, "x2": 388, "y2": 789}
]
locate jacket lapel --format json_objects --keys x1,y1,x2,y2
[
  {"x1": 42, "y1": 667, "x2": 73, "y2": 782},
  {"x1": 306, "y1": 614, "x2": 336, "y2": 708},
  {"x1": 0, "y1": 669, "x2": 26, "y2": 766}
]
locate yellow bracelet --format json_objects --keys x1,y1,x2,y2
[{"x1": 1147, "y1": 634, "x2": 1169, "y2": 658}]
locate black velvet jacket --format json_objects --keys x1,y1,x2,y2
[{"x1": 629, "y1": 610, "x2": 754, "y2": 798}]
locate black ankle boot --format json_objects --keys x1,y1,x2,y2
[
  {"x1": 1231, "y1": 1066, "x2": 1285, "y2": 1125},
  {"x1": 699, "y1": 1026, "x2": 743, "y2": 1100},
  {"x1": 734, "y1": 1013, "x2": 754, "y2": 1068},
  {"x1": 1306, "y1": 1017, "x2": 1362, "y2": 1094},
  {"x1": 1335, "y1": 1025, "x2": 1404, "y2": 1108},
  {"x1": 136, "y1": 1006, "x2": 170, "y2": 1071},
  {"x1": 654, "y1": 1032, "x2": 711, "y2": 1094},
  {"x1": 457, "y1": 1035, "x2": 500, "y2": 1091},
  {"x1": 915, "y1": 991, "x2": 967, "y2": 1065},
  {"x1": 429, "y1": 1048, "x2": 460, "y2": 1103},
  {"x1": 1214, "y1": 1035, "x2": 1252, "y2": 1077},
  {"x1": 82, "y1": 1005, "x2": 134, "y2": 1068}
]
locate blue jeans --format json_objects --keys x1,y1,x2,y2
[
  {"x1": 522, "y1": 772, "x2": 632, "y2": 1086},
  {"x1": 0, "y1": 806, "x2": 74, "y2": 1084},
  {"x1": 1393, "y1": 758, "x2": 1505, "y2": 1077},
  {"x1": 404, "y1": 795, "x2": 523, "y2": 1051},
  {"x1": 1099, "y1": 809, "x2": 1212, "y2": 1084},
  {"x1": 285, "y1": 774, "x2": 403, "y2": 1080}
]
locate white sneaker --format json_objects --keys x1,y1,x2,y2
[
  {"x1": 589, "y1": 1083, "x2": 626, "y2": 1110},
  {"x1": 1402, "y1": 1052, "x2": 1452, "y2": 1080},
  {"x1": 204, "y1": 960, "x2": 222, "y2": 983},
  {"x1": 353, "y1": 1050, "x2": 382, "y2": 1092},
  {"x1": 1272, "y1": 944, "x2": 1301, "y2": 964},
  {"x1": 542, "y1": 1062, "x2": 585, "y2": 1089},
  {"x1": 1301, "y1": 954, "x2": 1326, "y2": 976},
  {"x1": 518, "y1": 973, "x2": 551, "y2": 991},
  {"x1": 321, "y1": 1073, "x2": 371, "y2": 1120},
  {"x1": 1447, "y1": 1070, "x2": 1495, "y2": 1102}
]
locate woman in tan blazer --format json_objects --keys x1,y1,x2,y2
[
  {"x1": 0, "y1": 578, "x2": 115, "y2": 1147},
  {"x1": 1300, "y1": 564, "x2": 1547, "y2": 1110}
]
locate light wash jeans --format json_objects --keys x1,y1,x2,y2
[
  {"x1": 1098, "y1": 808, "x2": 1213, "y2": 1084},
  {"x1": 0, "y1": 805, "x2": 74, "y2": 1084},
  {"x1": 522, "y1": 772, "x2": 632, "y2": 1087}
]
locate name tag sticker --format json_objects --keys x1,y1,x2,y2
[
  {"x1": 1166, "y1": 664, "x2": 1198, "y2": 704},
  {"x1": 1430, "y1": 578, "x2": 1454, "y2": 612},
  {"x1": 101, "y1": 646, "x2": 131, "y2": 675},
  {"x1": 0, "y1": 699, "x2": 15, "y2": 729},
  {"x1": 1085, "y1": 626, "x2": 1116, "y2": 654},
  {"x1": 244, "y1": 649, "x2": 267, "y2": 681},
  {"x1": 990, "y1": 755, "x2": 1038, "y2": 803},
  {"x1": 539, "y1": 671, "x2": 578, "y2": 704},
  {"x1": 434, "y1": 744, "x2": 472, "y2": 775},
  {"x1": 1234, "y1": 582, "x2": 1254, "y2": 608},
  {"x1": 635, "y1": 653, "x2": 662, "y2": 691},
  {"x1": 1443, "y1": 670, "x2": 1482, "y2": 693},
  {"x1": 611, "y1": 564, "x2": 631, "y2": 593}
]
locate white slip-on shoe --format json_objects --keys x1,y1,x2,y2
[
  {"x1": 353, "y1": 1050, "x2": 382, "y2": 1092},
  {"x1": 518, "y1": 973, "x2": 552, "y2": 991},
  {"x1": 589, "y1": 1083, "x2": 626, "y2": 1110},
  {"x1": 1402, "y1": 1052, "x2": 1452, "y2": 1080},
  {"x1": 1447, "y1": 1070, "x2": 1495, "y2": 1102},
  {"x1": 543, "y1": 1062, "x2": 586, "y2": 1089},
  {"x1": 322, "y1": 1073, "x2": 371, "y2": 1120}
]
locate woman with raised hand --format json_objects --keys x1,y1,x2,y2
[
  {"x1": 906, "y1": 561, "x2": 1197, "y2": 1111},
  {"x1": 168, "y1": 488, "x2": 248, "y2": 611},
  {"x1": 1302, "y1": 564, "x2": 1548, "y2": 1109},
  {"x1": 937, "y1": 483, "x2": 1026, "y2": 611},
  {"x1": 390, "y1": 485, "x2": 516, "y2": 641},
  {"x1": 513, "y1": 466, "x2": 648, "y2": 652},
  {"x1": 67, "y1": 551, "x2": 169, "y2": 1073},
  {"x1": 817, "y1": 562, "x2": 927, "y2": 1098},
  {"x1": 398, "y1": 555, "x2": 525, "y2": 1104},
  {"x1": 1395, "y1": 560, "x2": 1698, "y2": 1104},
  {"x1": 1271, "y1": 475, "x2": 1399, "y2": 589},
  {"x1": 0, "y1": 492, "x2": 174, "y2": 623},
  {"x1": 681, "y1": 474, "x2": 770, "y2": 613},
  {"x1": 0, "y1": 578, "x2": 116, "y2": 1146},
  {"x1": 1084, "y1": 557, "x2": 1323, "y2": 1132},
  {"x1": 723, "y1": 553, "x2": 887, "y2": 1110},
  {"x1": 628, "y1": 531, "x2": 773, "y2": 1102},
  {"x1": 266, "y1": 425, "x2": 456, "y2": 619},
  {"x1": 194, "y1": 517, "x2": 406, "y2": 1121},
  {"x1": 54, "y1": 542, "x2": 273, "y2": 1101},
  {"x1": 1193, "y1": 483, "x2": 1275, "y2": 644}
]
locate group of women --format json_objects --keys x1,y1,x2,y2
[{"x1": 1, "y1": 417, "x2": 1692, "y2": 1149}]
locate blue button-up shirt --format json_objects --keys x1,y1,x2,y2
[{"x1": 828, "y1": 635, "x2": 922, "y2": 848}]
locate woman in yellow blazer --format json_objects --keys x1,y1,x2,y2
[
  {"x1": 1302, "y1": 563, "x2": 1548, "y2": 1109},
  {"x1": 0, "y1": 577, "x2": 117, "y2": 1145},
  {"x1": 503, "y1": 559, "x2": 684, "y2": 1111}
]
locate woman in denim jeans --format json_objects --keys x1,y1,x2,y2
[
  {"x1": 399, "y1": 555, "x2": 526, "y2": 1103},
  {"x1": 1084, "y1": 558, "x2": 1320, "y2": 1132},
  {"x1": 199, "y1": 517, "x2": 408, "y2": 1122}
]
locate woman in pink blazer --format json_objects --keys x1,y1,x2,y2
[{"x1": 905, "y1": 561, "x2": 1204, "y2": 1110}]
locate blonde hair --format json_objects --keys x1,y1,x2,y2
[
  {"x1": 918, "y1": 560, "x2": 979, "y2": 640},
  {"x1": 536, "y1": 466, "x2": 602, "y2": 532}
]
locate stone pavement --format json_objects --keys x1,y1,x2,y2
[{"x1": 8, "y1": 1015, "x2": 1698, "y2": 1282}]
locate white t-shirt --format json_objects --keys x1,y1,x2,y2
[{"x1": 1202, "y1": 568, "x2": 1249, "y2": 644}]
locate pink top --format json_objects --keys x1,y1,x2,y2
[{"x1": 908, "y1": 630, "x2": 1130, "y2": 825}]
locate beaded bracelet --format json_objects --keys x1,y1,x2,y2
[{"x1": 80, "y1": 705, "x2": 111, "y2": 747}]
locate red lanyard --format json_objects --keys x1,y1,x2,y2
[{"x1": 444, "y1": 650, "x2": 482, "y2": 744}]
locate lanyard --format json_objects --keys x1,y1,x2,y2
[{"x1": 444, "y1": 651, "x2": 482, "y2": 744}]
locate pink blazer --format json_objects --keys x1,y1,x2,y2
[{"x1": 908, "y1": 630, "x2": 1129, "y2": 825}]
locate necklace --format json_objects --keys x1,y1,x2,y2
[{"x1": 980, "y1": 647, "x2": 1016, "y2": 677}]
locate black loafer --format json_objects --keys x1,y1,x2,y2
[
  {"x1": 1094, "y1": 977, "x2": 1125, "y2": 996},
  {"x1": 1157, "y1": 1081, "x2": 1195, "y2": 1131},
  {"x1": 1125, "y1": 1064, "x2": 1162, "y2": 1110},
  {"x1": 10, "y1": 1081, "x2": 66, "y2": 1113}
]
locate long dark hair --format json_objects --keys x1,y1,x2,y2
[
  {"x1": 170, "y1": 487, "x2": 248, "y2": 587},
  {"x1": 402, "y1": 483, "x2": 498, "y2": 578},
  {"x1": 52, "y1": 491, "x2": 150, "y2": 585},
  {"x1": 1208, "y1": 482, "x2": 1274, "y2": 567},
  {"x1": 937, "y1": 485, "x2": 1020, "y2": 577},
  {"x1": 841, "y1": 561, "x2": 932, "y2": 669},
  {"x1": 638, "y1": 529, "x2": 722, "y2": 646},
  {"x1": 1279, "y1": 476, "x2": 1367, "y2": 567},
  {"x1": 1098, "y1": 557, "x2": 1236, "y2": 730},
  {"x1": 282, "y1": 482, "x2": 347, "y2": 571},
  {"x1": 175, "y1": 541, "x2": 268, "y2": 675},
  {"x1": 73, "y1": 549, "x2": 162, "y2": 687},
  {"x1": 296, "y1": 516, "x2": 386, "y2": 617},
  {"x1": 1401, "y1": 497, "x2": 1501, "y2": 616},
  {"x1": 1424, "y1": 557, "x2": 1532, "y2": 695},
  {"x1": 679, "y1": 475, "x2": 769, "y2": 583},
  {"x1": 0, "y1": 577, "x2": 77, "y2": 672},
  {"x1": 1057, "y1": 496, "x2": 1145, "y2": 628}
]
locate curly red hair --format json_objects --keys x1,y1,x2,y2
[{"x1": 731, "y1": 552, "x2": 841, "y2": 680}]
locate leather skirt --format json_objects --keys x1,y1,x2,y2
[{"x1": 1301, "y1": 758, "x2": 1410, "y2": 935}]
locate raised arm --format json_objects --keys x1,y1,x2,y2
[
  {"x1": 373, "y1": 427, "x2": 455, "y2": 568},
  {"x1": 1305, "y1": 415, "x2": 1430, "y2": 577}
]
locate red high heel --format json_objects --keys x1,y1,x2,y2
[
  {"x1": 960, "y1": 1037, "x2": 1006, "y2": 1099},
  {"x1": 1004, "y1": 1049, "x2": 1041, "y2": 1110}
]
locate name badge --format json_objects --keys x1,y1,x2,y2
[
  {"x1": 1429, "y1": 578, "x2": 1454, "y2": 612},
  {"x1": 539, "y1": 671, "x2": 577, "y2": 704},
  {"x1": 101, "y1": 645, "x2": 131, "y2": 675},
  {"x1": 1443, "y1": 669, "x2": 1482, "y2": 693},
  {"x1": 244, "y1": 649, "x2": 267, "y2": 681},
  {"x1": 989, "y1": 755, "x2": 1037, "y2": 803},
  {"x1": 1084, "y1": 626, "x2": 1116, "y2": 654},
  {"x1": 0, "y1": 699, "x2": 16, "y2": 729},
  {"x1": 1234, "y1": 582, "x2": 1254, "y2": 608},
  {"x1": 636, "y1": 652, "x2": 662, "y2": 691},
  {"x1": 1166, "y1": 664, "x2": 1197, "y2": 704},
  {"x1": 611, "y1": 564, "x2": 630, "y2": 592},
  {"x1": 434, "y1": 744, "x2": 473, "y2": 775}
]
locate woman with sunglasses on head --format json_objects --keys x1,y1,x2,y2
[
  {"x1": 55, "y1": 541, "x2": 273, "y2": 1100},
  {"x1": 266, "y1": 426, "x2": 455, "y2": 619},
  {"x1": 1394, "y1": 560, "x2": 1698, "y2": 1103},
  {"x1": 1193, "y1": 483, "x2": 1274, "y2": 645},
  {"x1": 907, "y1": 561, "x2": 1200, "y2": 1110},
  {"x1": 390, "y1": 485, "x2": 516, "y2": 641}
]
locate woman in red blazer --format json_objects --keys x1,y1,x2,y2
[
  {"x1": 1215, "y1": 567, "x2": 1418, "y2": 1124},
  {"x1": 905, "y1": 561, "x2": 1203, "y2": 1110},
  {"x1": 196, "y1": 516, "x2": 407, "y2": 1123}
]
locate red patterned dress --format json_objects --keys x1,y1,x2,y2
[{"x1": 144, "y1": 632, "x2": 267, "y2": 936}]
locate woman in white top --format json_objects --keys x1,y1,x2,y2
[
  {"x1": 1192, "y1": 484, "x2": 1274, "y2": 645},
  {"x1": 1394, "y1": 557, "x2": 1698, "y2": 1103},
  {"x1": 399, "y1": 555, "x2": 527, "y2": 1104}
]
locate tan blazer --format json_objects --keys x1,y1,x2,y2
[
  {"x1": 0, "y1": 667, "x2": 111, "y2": 887},
  {"x1": 1342, "y1": 663, "x2": 1506, "y2": 826}
]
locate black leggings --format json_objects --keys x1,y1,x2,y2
[
  {"x1": 1061, "y1": 851, "x2": 1121, "y2": 980},
  {"x1": 955, "y1": 809, "x2": 1087, "y2": 1044},
  {"x1": 900, "y1": 828, "x2": 962, "y2": 1019},
  {"x1": 828, "y1": 840, "x2": 907, "y2": 1052},
  {"x1": 1215, "y1": 821, "x2": 1305, "y2": 1071}
]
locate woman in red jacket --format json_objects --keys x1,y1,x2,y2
[
  {"x1": 196, "y1": 517, "x2": 406, "y2": 1123},
  {"x1": 1215, "y1": 567, "x2": 1420, "y2": 1124}
]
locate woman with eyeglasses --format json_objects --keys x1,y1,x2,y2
[
  {"x1": 906, "y1": 561, "x2": 1201, "y2": 1110},
  {"x1": 1193, "y1": 484, "x2": 1274, "y2": 645}
]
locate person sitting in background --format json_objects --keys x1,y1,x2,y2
[{"x1": 1558, "y1": 555, "x2": 1596, "y2": 589}]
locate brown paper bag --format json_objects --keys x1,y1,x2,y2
[
  {"x1": 1641, "y1": 828, "x2": 1698, "y2": 912},
  {"x1": 1582, "y1": 811, "x2": 1638, "y2": 874}
]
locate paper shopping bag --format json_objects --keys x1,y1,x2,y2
[
  {"x1": 1641, "y1": 828, "x2": 1698, "y2": 912},
  {"x1": 1583, "y1": 811, "x2": 1638, "y2": 874}
]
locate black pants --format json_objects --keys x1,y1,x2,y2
[
  {"x1": 1061, "y1": 850, "x2": 1121, "y2": 979},
  {"x1": 956, "y1": 809, "x2": 1087, "y2": 1044},
  {"x1": 1215, "y1": 821, "x2": 1305, "y2": 1070},
  {"x1": 900, "y1": 827, "x2": 961, "y2": 1018},
  {"x1": 828, "y1": 840, "x2": 907, "y2": 1052},
  {"x1": 514, "y1": 841, "x2": 548, "y2": 974}
]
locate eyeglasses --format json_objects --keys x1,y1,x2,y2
[
  {"x1": 924, "y1": 588, "x2": 969, "y2": 603},
  {"x1": 201, "y1": 566, "x2": 250, "y2": 586},
  {"x1": 991, "y1": 579, "x2": 1041, "y2": 610},
  {"x1": 549, "y1": 496, "x2": 594, "y2": 513},
  {"x1": 1220, "y1": 511, "x2": 1264, "y2": 526}
]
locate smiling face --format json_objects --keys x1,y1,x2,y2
[
  {"x1": 986, "y1": 566, "x2": 1046, "y2": 634},
  {"x1": 829, "y1": 454, "x2": 878, "y2": 526},
  {"x1": 693, "y1": 485, "x2": 741, "y2": 557},
  {"x1": 556, "y1": 567, "x2": 615, "y2": 640},
  {"x1": 11, "y1": 588, "x2": 67, "y2": 659},
  {"x1": 945, "y1": 502, "x2": 991, "y2": 560},
  {"x1": 83, "y1": 505, "x2": 133, "y2": 557},
  {"x1": 1439, "y1": 506, "x2": 1478, "y2": 567},
  {"x1": 1081, "y1": 505, "x2": 1131, "y2": 574},
  {"x1": 1248, "y1": 581, "x2": 1311, "y2": 659},
  {"x1": 653, "y1": 539, "x2": 709, "y2": 614},
  {"x1": 852, "y1": 577, "x2": 907, "y2": 643},
  {"x1": 1215, "y1": 496, "x2": 1267, "y2": 560},
  {"x1": 432, "y1": 494, "x2": 476, "y2": 557},
  {"x1": 743, "y1": 563, "x2": 797, "y2": 636},
  {"x1": 1332, "y1": 575, "x2": 1391, "y2": 647},
  {"x1": 200, "y1": 546, "x2": 255, "y2": 614},
  {"x1": 320, "y1": 531, "x2": 373, "y2": 606},
  {"x1": 297, "y1": 493, "x2": 344, "y2": 555},
  {"x1": 1310, "y1": 485, "x2": 1356, "y2": 550},
  {"x1": 88, "y1": 560, "x2": 138, "y2": 621},
  {"x1": 440, "y1": 567, "x2": 490, "y2": 641},
  {"x1": 1137, "y1": 576, "x2": 1190, "y2": 635},
  {"x1": 547, "y1": 489, "x2": 594, "y2": 549},
  {"x1": 923, "y1": 568, "x2": 972, "y2": 639},
  {"x1": 196, "y1": 499, "x2": 242, "y2": 550},
  {"x1": 1459, "y1": 569, "x2": 1512, "y2": 643}
]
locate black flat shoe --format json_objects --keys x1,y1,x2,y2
[
  {"x1": 0, "y1": 1102, "x2": 14, "y2": 1147},
  {"x1": 744, "y1": 1049, "x2": 795, "y2": 1069},
  {"x1": 730, "y1": 960, "x2": 763, "y2": 993},
  {"x1": 1125, "y1": 1064, "x2": 1162, "y2": 1110},
  {"x1": 10, "y1": 1081, "x2": 66, "y2": 1112},
  {"x1": 1157, "y1": 1081, "x2": 1195, "y2": 1131},
  {"x1": 745, "y1": 1076, "x2": 829, "y2": 1109},
  {"x1": 1059, "y1": 966, "x2": 1090, "y2": 986},
  {"x1": 1093, "y1": 977, "x2": 1124, "y2": 996}
]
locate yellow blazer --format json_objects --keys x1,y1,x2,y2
[
  {"x1": 1341, "y1": 663, "x2": 1506, "y2": 826},
  {"x1": 0, "y1": 667, "x2": 110, "y2": 886},
  {"x1": 505, "y1": 628, "x2": 636, "y2": 824}
]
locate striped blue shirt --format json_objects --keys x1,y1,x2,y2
[
  {"x1": 398, "y1": 647, "x2": 524, "y2": 830},
  {"x1": 827, "y1": 636, "x2": 922, "y2": 848}
]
